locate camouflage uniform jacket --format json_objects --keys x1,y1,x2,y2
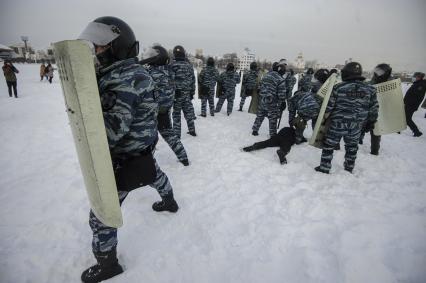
[
  {"x1": 147, "y1": 65, "x2": 175, "y2": 111},
  {"x1": 288, "y1": 90, "x2": 320, "y2": 124},
  {"x1": 258, "y1": 70, "x2": 287, "y2": 104},
  {"x1": 170, "y1": 58, "x2": 195, "y2": 96},
  {"x1": 218, "y1": 70, "x2": 240, "y2": 93},
  {"x1": 298, "y1": 73, "x2": 313, "y2": 91},
  {"x1": 326, "y1": 81, "x2": 378, "y2": 124},
  {"x1": 198, "y1": 66, "x2": 219, "y2": 89},
  {"x1": 311, "y1": 80, "x2": 323, "y2": 94},
  {"x1": 242, "y1": 70, "x2": 259, "y2": 91},
  {"x1": 97, "y1": 58, "x2": 158, "y2": 160}
]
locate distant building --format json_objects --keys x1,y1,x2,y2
[
  {"x1": 0, "y1": 44, "x2": 15, "y2": 60},
  {"x1": 195, "y1": 49, "x2": 203, "y2": 58},
  {"x1": 294, "y1": 52, "x2": 305, "y2": 70},
  {"x1": 9, "y1": 43, "x2": 36, "y2": 60},
  {"x1": 238, "y1": 49, "x2": 255, "y2": 71}
]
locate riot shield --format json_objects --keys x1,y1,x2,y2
[
  {"x1": 373, "y1": 79, "x2": 406, "y2": 135},
  {"x1": 53, "y1": 40, "x2": 123, "y2": 228},
  {"x1": 309, "y1": 73, "x2": 338, "y2": 148}
]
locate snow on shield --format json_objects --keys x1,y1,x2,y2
[
  {"x1": 309, "y1": 73, "x2": 338, "y2": 149},
  {"x1": 373, "y1": 79, "x2": 407, "y2": 135},
  {"x1": 53, "y1": 40, "x2": 123, "y2": 228}
]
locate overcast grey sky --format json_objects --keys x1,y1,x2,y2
[{"x1": 1, "y1": 0, "x2": 425, "y2": 71}]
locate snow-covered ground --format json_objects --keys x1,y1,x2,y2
[{"x1": 1, "y1": 64, "x2": 425, "y2": 283}]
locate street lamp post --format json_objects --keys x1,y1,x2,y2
[{"x1": 21, "y1": 36, "x2": 29, "y2": 62}]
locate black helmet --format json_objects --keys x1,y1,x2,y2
[
  {"x1": 372, "y1": 63, "x2": 392, "y2": 84},
  {"x1": 277, "y1": 59, "x2": 287, "y2": 75},
  {"x1": 413, "y1": 72, "x2": 425, "y2": 80},
  {"x1": 306, "y1": 68, "x2": 314, "y2": 75},
  {"x1": 140, "y1": 45, "x2": 169, "y2": 66},
  {"x1": 173, "y1": 45, "x2": 185, "y2": 59},
  {"x1": 329, "y1": 68, "x2": 338, "y2": 75},
  {"x1": 207, "y1": 57, "x2": 215, "y2": 67},
  {"x1": 272, "y1": 62, "x2": 279, "y2": 72},
  {"x1": 341, "y1": 62, "x2": 365, "y2": 81},
  {"x1": 314, "y1": 68, "x2": 330, "y2": 84},
  {"x1": 79, "y1": 16, "x2": 139, "y2": 67},
  {"x1": 226, "y1": 63, "x2": 235, "y2": 71},
  {"x1": 250, "y1": 61, "x2": 257, "y2": 70}
]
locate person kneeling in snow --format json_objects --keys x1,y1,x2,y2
[
  {"x1": 242, "y1": 126, "x2": 296, "y2": 165},
  {"x1": 288, "y1": 69, "x2": 329, "y2": 144}
]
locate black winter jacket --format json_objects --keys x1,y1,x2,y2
[{"x1": 404, "y1": 80, "x2": 426, "y2": 111}]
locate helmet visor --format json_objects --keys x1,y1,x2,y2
[
  {"x1": 373, "y1": 67, "x2": 386, "y2": 77},
  {"x1": 78, "y1": 22, "x2": 120, "y2": 46}
]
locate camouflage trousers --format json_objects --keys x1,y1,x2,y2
[
  {"x1": 239, "y1": 93, "x2": 250, "y2": 110},
  {"x1": 252, "y1": 98, "x2": 279, "y2": 136},
  {"x1": 158, "y1": 109, "x2": 188, "y2": 162},
  {"x1": 359, "y1": 129, "x2": 381, "y2": 154},
  {"x1": 201, "y1": 89, "x2": 215, "y2": 116},
  {"x1": 319, "y1": 121, "x2": 362, "y2": 172},
  {"x1": 215, "y1": 91, "x2": 236, "y2": 115},
  {"x1": 173, "y1": 94, "x2": 196, "y2": 138},
  {"x1": 89, "y1": 158, "x2": 173, "y2": 253}
]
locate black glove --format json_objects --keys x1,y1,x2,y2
[
  {"x1": 245, "y1": 88, "x2": 253, "y2": 96},
  {"x1": 364, "y1": 120, "x2": 376, "y2": 133}
]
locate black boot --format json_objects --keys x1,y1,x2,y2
[
  {"x1": 152, "y1": 195, "x2": 179, "y2": 213},
  {"x1": 81, "y1": 249, "x2": 123, "y2": 283},
  {"x1": 314, "y1": 166, "x2": 329, "y2": 174},
  {"x1": 276, "y1": 149, "x2": 287, "y2": 165},
  {"x1": 238, "y1": 107, "x2": 243, "y2": 111},
  {"x1": 414, "y1": 131, "x2": 423, "y2": 137},
  {"x1": 200, "y1": 113, "x2": 206, "y2": 117},
  {"x1": 252, "y1": 130, "x2": 258, "y2": 136},
  {"x1": 187, "y1": 131, "x2": 197, "y2": 137},
  {"x1": 180, "y1": 159, "x2": 189, "y2": 166}
]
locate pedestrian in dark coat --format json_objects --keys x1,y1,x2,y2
[
  {"x1": 404, "y1": 72, "x2": 426, "y2": 137},
  {"x1": 2, "y1": 60, "x2": 19, "y2": 98}
]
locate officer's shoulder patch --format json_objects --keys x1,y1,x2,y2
[{"x1": 101, "y1": 92, "x2": 117, "y2": 111}]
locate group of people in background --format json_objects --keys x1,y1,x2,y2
[
  {"x1": 39, "y1": 63, "x2": 54, "y2": 83},
  {"x1": 1, "y1": 61, "x2": 56, "y2": 100}
]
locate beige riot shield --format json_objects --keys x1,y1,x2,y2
[
  {"x1": 53, "y1": 40, "x2": 123, "y2": 228},
  {"x1": 373, "y1": 79, "x2": 406, "y2": 135},
  {"x1": 309, "y1": 73, "x2": 338, "y2": 149}
]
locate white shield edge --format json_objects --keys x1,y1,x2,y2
[
  {"x1": 309, "y1": 73, "x2": 338, "y2": 148},
  {"x1": 53, "y1": 40, "x2": 123, "y2": 228}
]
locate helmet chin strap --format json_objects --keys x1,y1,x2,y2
[{"x1": 96, "y1": 45, "x2": 115, "y2": 67}]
